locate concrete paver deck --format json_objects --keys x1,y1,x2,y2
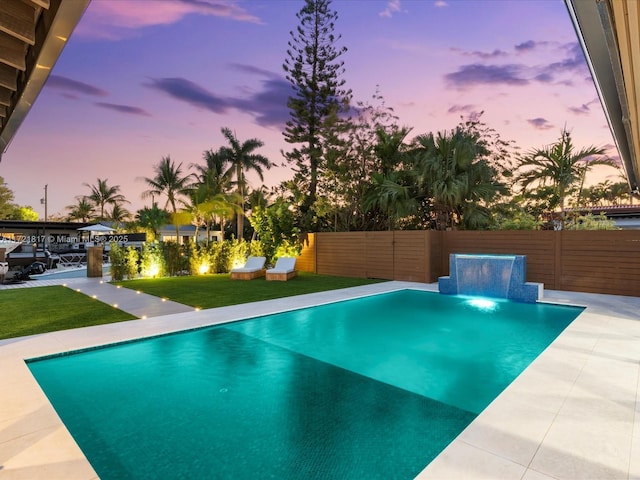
[{"x1": 0, "y1": 278, "x2": 638, "y2": 480}]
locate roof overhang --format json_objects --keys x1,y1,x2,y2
[
  {"x1": 0, "y1": 0, "x2": 90, "y2": 162},
  {"x1": 565, "y1": 0, "x2": 640, "y2": 194}
]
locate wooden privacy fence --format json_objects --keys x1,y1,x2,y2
[{"x1": 297, "y1": 230, "x2": 640, "y2": 297}]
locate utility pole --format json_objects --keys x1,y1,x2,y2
[
  {"x1": 41, "y1": 185, "x2": 48, "y2": 250},
  {"x1": 43, "y1": 184, "x2": 48, "y2": 221}
]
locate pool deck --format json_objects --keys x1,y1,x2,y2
[{"x1": 0, "y1": 278, "x2": 638, "y2": 480}]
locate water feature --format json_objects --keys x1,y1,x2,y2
[{"x1": 439, "y1": 254, "x2": 542, "y2": 303}]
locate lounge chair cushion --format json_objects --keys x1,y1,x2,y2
[
  {"x1": 266, "y1": 257, "x2": 297, "y2": 274},
  {"x1": 231, "y1": 256, "x2": 266, "y2": 273}
]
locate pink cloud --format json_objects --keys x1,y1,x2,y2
[
  {"x1": 379, "y1": 0, "x2": 402, "y2": 18},
  {"x1": 76, "y1": 0, "x2": 262, "y2": 39}
]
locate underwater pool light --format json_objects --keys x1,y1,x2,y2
[{"x1": 467, "y1": 298, "x2": 498, "y2": 311}]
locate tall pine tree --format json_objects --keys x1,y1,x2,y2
[{"x1": 283, "y1": 0, "x2": 351, "y2": 231}]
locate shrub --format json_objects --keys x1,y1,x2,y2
[
  {"x1": 207, "y1": 241, "x2": 224, "y2": 273},
  {"x1": 227, "y1": 239, "x2": 250, "y2": 272},
  {"x1": 565, "y1": 213, "x2": 619, "y2": 230},
  {"x1": 248, "y1": 200, "x2": 299, "y2": 261},
  {"x1": 110, "y1": 243, "x2": 139, "y2": 280},
  {"x1": 161, "y1": 241, "x2": 188, "y2": 276},
  {"x1": 189, "y1": 244, "x2": 213, "y2": 275},
  {"x1": 140, "y1": 242, "x2": 166, "y2": 278},
  {"x1": 109, "y1": 243, "x2": 127, "y2": 281},
  {"x1": 249, "y1": 240, "x2": 265, "y2": 258},
  {"x1": 124, "y1": 247, "x2": 140, "y2": 279},
  {"x1": 273, "y1": 239, "x2": 301, "y2": 261}
]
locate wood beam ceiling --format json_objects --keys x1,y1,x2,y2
[
  {"x1": 0, "y1": 0, "x2": 89, "y2": 160},
  {"x1": 0, "y1": 0, "x2": 46, "y2": 128}
]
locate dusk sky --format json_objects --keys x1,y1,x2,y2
[{"x1": 0, "y1": 0, "x2": 620, "y2": 218}]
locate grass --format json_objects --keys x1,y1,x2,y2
[
  {"x1": 0, "y1": 273, "x2": 386, "y2": 340},
  {"x1": 0, "y1": 286, "x2": 136, "y2": 340},
  {"x1": 112, "y1": 272, "x2": 387, "y2": 309}
]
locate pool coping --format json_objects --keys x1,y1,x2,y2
[{"x1": 0, "y1": 281, "x2": 638, "y2": 479}]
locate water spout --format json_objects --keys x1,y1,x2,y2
[{"x1": 439, "y1": 254, "x2": 542, "y2": 303}]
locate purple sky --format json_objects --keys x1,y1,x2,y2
[{"x1": 0, "y1": 0, "x2": 619, "y2": 218}]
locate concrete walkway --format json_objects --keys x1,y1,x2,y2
[{"x1": 0, "y1": 275, "x2": 194, "y2": 318}]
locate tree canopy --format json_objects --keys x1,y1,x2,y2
[{"x1": 283, "y1": 0, "x2": 351, "y2": 231}]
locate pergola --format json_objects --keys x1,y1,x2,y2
[{"x1": 0, "y1": 0, "x2": 89, "y2": 161}]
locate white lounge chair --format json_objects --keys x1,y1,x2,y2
[
  {"x1": 266, "y1": 257, "x2": 297, "y2": 281},
  {"x1": 230, "y1": 256, "x2": 266, "y2": 280}
]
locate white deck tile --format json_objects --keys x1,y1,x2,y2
[
  {"x1": 414, "y1": 440, "x2": 527, "y2": 479},
  {"x1": 0, "y1": 281, "x2": 638, "y2": 479},
  {"x1": 521, "y1": 468, "x2": 563, "y2": 480},
  {"x1": 630, "y1": 434, "x2": 640, "y2": 480},
  {"x1": 528, "y1": 412, "x2": 632, "y2": 480},
  {"x1": 455, "y1": 397, "x2": 558, "y2": 466}
]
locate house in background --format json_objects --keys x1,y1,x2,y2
[
  {"x1": 158, "y1": 225, "x2": 223, "y2": 244},
  {"x1": 582, "y1": 205, "x2": 640, "y2": 229}
]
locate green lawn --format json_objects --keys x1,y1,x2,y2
[
  {"x1": 113, "y1": 272, "x2": 386, "y2": 309},
  {"x1": 0, "y1": 273, "x2": 386, "y2": 340},
  {"x1": 0, "y1": 286, "x2": 136, "y2": 340}
]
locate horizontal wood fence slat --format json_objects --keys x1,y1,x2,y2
[{"x1": 298, "y1": 230, "x2": 640, "y2": 297}]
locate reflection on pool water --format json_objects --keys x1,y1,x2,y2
[
  {"x1": 27, "y1": 289, "x2": 583, "y2": 480},
  {"x1": 31, "y1": 265, "x2": 110, "y2": 280}
]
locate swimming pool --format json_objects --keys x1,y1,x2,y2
[
  {"x1": 27, "y1": 289, "x2": 582, "y2": 479},
  {"x1": 30, "y1": 264, "x2": 110, "y2": 280}
]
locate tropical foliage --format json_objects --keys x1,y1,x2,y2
[
  {"x1": 140, "y1": 156, "x2": 192, "y2": 238},
  {"x1": 515, "y1": 128, "x2": 618, "y2": 228},
  {"x1": 410, "y1": 125, "x2": 508, "y2": 230},
  {"x1": 83, "y1": 178, "x2": 129, "y2": 221},
  {"x1": 0, "y1": 176, "x2": 16, "y2": 219},
  {"x1": 135, "y1": 203, "x2": 170, "y2": 240},
  {"x1": 219, "y1": 127, "x2": 272, "y2": 240},
  {"x1": 0, "y1": 176, "x2": 39, "y2": 220}
]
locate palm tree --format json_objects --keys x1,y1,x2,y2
[
  {"x1": 140, "y1": 156, "x2": 192, "y2": 240},
  {"x1": 83, "y1": 178, "x2": 128, "y2": 221},
  {"x1": 374, "y1": 126, "x2": 411, "y2": 176},
  {"x1": 190, "y1": 148, "x2": 236, "y2": 240},
  {"x1": 363, "y1": 171, "x2": 417, "y2": 230},
  {"x1": 247, "y1": 186, "x2": 271, "y2": 212},
  {"x1": 192, "y1": 149, "x2": 234, "y2": 196},
  {"x1": 516, "y1": 129, "x2": 617, "y2": 228},
  {"x1": 204, "y1": 193, "x2": 242, "y2": 242},
  {"x1": 357, "y1": 127, "x2": 412, "y2": 230},
  {"x1": 66, "y1": 196, "x2": 95, "y2": 222},
  {"x1": 219, "y1": 127, "x2": 272, "y2": 240},
  {"x1": 107, "y1": 203, "x2": 131, "y2": 223},
  {"x1": 606, "y1": 181, "x2": 632, "y2": 205},
  {"x1": 411, "y1": 128, "x2": 505, "y2": 230},
  {"x1": 182, "y1": 189, "x2": 207, "y2": 243},
  {"x1": 135, "y1": 203, "x2": 170, "y2": 241}
]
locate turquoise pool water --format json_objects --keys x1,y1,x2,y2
[
  {"x1": 27, "y1": 290, "x2": 582, "y2": 479},
  {"x1": 30, "y1": 265, "x2": 110, "y2": 280}
]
